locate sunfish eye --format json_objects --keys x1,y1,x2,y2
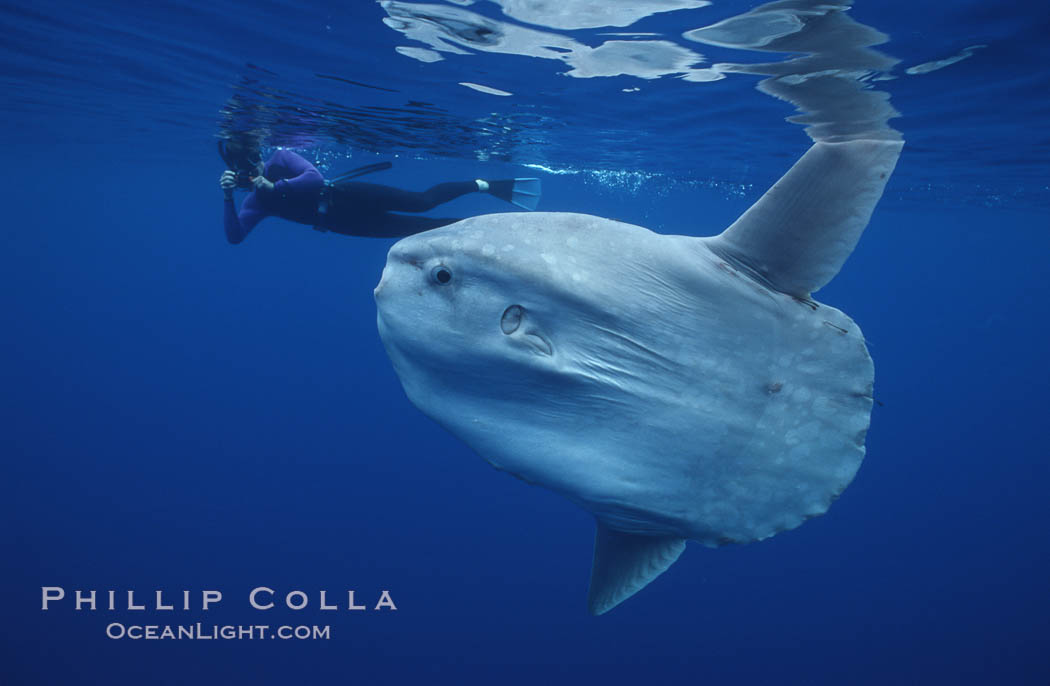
[
  {"x1": 431, "y1": 265, "x2": 453, "y2": 285},
  {"x1": 501, "y1": 305, "x2": 524, "y2": 334}
]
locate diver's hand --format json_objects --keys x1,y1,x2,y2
[
  {"x1": 220, "y1": 170, "x2": 236, "y2": 198},
  {"x1": 252, "y1": 176, "x2": 275, "y2": 192}
]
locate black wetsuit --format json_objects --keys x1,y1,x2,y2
[{"x1": 223, "y1": 149, "x2": 477, "y2": 244}]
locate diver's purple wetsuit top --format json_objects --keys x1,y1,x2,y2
[{"x1": 223, "y1": 150, "x2": 324, "y2": 244}]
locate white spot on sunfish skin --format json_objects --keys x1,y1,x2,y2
[
  {"x1": 502, "y1": 244, "x2": 515, "y2": 252},
  {"x1": 812, "y1": 396, "x2": 835, "y2": 418},
  {"x1": 541, "y1": 253, "x2": 556, "y2": 265},
  {"x1": 482, "y1": 244, "x2": 495, "y2": 256}
]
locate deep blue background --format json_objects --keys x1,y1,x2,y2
[
  {"x1": 2, "y1": 1, "x2": 1049, "y2": 684},
  {"x1": 3, "y1": 144, "x2": 1047, "y2": 685}
]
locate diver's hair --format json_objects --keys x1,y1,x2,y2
[{"x1": 224, "y1": 137, "x2": 262, "y2": 168}]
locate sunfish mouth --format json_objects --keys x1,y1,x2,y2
[{"x1": 501, "y1": 304, "x2": 552, "y2": 356}]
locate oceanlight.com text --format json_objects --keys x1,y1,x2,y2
[{"x1": 105, "y1": 623, "x2": 330, "y2": 640}]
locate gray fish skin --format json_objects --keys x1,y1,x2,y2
[{"x1": 374, "y1": 139, "x2": 902, "y2": 614}]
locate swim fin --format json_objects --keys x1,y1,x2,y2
[{"x1": 486, "y1": 178, "x2": 542, "y2": 211}]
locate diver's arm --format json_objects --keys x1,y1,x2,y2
[
  {"x1": 269, "y1": 149, "x2": 325, "y2": 195},
  {"x1": 224, "y1": 193, "x2": 265, "y2": 245}
]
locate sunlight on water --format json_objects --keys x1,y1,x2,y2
[
  {"x1": 0, "y1": 0, "x2": 1043, "y2": 206},
  {"x1": 380, "y1": 0, "x2": 716, "y2": 82},
  {"x1": 379, "y1": 0, "x2": 903, "y2": 143},
  {"x1": 905, "y1": 44, "x2": 986, "y2": 75},
  {"x1": 200, "y1": 0, "x2": 1042, "y2": 204},
  {"x1": 466, "y1": 0, "x2": 712, "y2": 31}
]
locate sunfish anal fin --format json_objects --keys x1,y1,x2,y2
[{"x1": 587, "y1": 522, "x2": 686, "y2": 616}]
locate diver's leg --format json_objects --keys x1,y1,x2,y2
[
  {"x1": 322, "y1": 212, "x2": 462, "y2": 238},
  {"x1": 410, "y1": 181, "x2": 481, "y2": 211},
  {"x1": 334, "y1": 181, "x2": 479, "y2": 214}
]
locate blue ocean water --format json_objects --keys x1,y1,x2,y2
[{"x1": 1, "y1": 1, "x2": 1048, "y2": 684}]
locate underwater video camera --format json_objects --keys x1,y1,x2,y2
[{"x1": 233, "y1": 168, "x2": 254, "y2": 190}]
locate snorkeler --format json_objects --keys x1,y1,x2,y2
[{"x1": 218, "y1": 139, "x2": 540, "y2": 244}]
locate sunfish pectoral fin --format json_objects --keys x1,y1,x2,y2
[
  {"x1": 709, "y1": 138, "x2": 904, "y2": 298},
  {"x1": 587, "y1": 521, "x2": 687, "y2": 616}
]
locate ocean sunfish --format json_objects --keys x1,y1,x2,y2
[{"x1": 374, "y1": 139, "x2": 903, "y2": 614}]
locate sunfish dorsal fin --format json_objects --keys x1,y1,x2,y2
[
  {"x1": 709, "y1": 139, "x2": 903, "y2": 298},
  {"x1": 587, "y1": 522, "x2": 686, "y2": 615}
]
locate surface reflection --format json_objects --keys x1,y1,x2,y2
[{"x1": 382, "y1": 0, "x2": 901, "y2": 140}]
